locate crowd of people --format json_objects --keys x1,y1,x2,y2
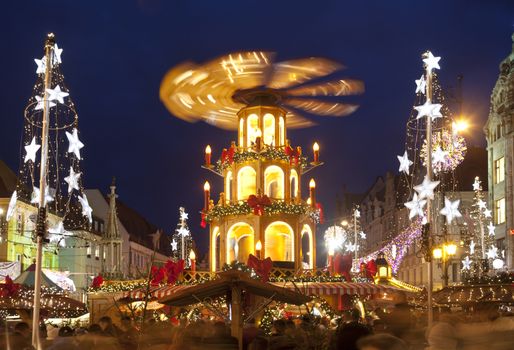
[{"x1": 1, "y1": 304, "x2": 513, "y2": 350}]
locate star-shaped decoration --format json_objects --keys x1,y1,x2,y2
[
  {"x1": 440, "y1": 197, "x2": 462, "y2": 224},
  {"x1": 423, "y1": 51, "x2": 441, "y2": 71},
  {"x1": 414, "y1": 176, "x2": 440, "y2": 200},
  {"x1": 64, "y1": 167, "x2": 81, "y2": 193},
  {"x1": 472, "y1": 177, "x2": 481, "y2": 191},
  {"x1": 34, "y1": 95, "x2": 56, "y2": 111},
  {"x1": 24, "y1": 137, "x2": 41, "y2": 163},
  {"x1": 78, "y1": 194, "x2": 93, "y2": 223},
  {"x1": 6, "y1": 191, "x2": 17, "y2": 221},
  {"x1": 477, "y1": 199, "x2": 487, "y2": 210},
  {"x1": 65, "y1": 128, "x2": 84, "y2": 159},
  {"x1": 470, "y1": 240, "x2": 476, "y2": 254},
  {"x1": 486, "y1": 246, "x2": 498, "y2": 260},
  {"x1": 432, "y1": 146, "x2": 448, "y2": 167},
  {"x1": 359, "y1": 231, "x2": 366, "y2": 239},
  {"x1": 177, "y1": 227, "x2": 190, "y2": 237},
  {"x1": 48, "y1": 221, "x2": 67, "y2": 247},
  {"x1": 345, "y1": 243, "x2": 357, "y2": 252},
  {"x1": 31, "y1": 186, "x2": 55, "y2": 205},
  {"x1": 34, "y1": 56, "x2": 46, "y2": 74},
  {"x1": 180, "y1": 211, "x2": 189, "y2": 221},
  {"x1": 487, "y1": 222, "x2": 496, "y2": 236},
  {"x1": 171, "y1": 240, "x2": 178, "y2": 251},
  {"x1": 415, "y1": 74, "x2": 426, "y2": 95},
  {"x1": 461, "y1": 256, "x2": 472, "y2": 270},
  {"x1": 46, "y1": 85, "x2": 69, "y2": 104},
  {"x1": 53, "y1": 43, "x2": 63, "y2": 64},
  {"x1": 483, "y1": 208, "x2": 492, "y2": 218},
  {"x1": 414, "y1": 101, "x2": 443, "y2": 120},
  {"x1": 397, "y1": 151, "x2": 413, "y2": 175},
  {"x1": 354, "y1": 209, "x2": 360, "y2": 218},
  {"x1": 404, "y1": 193, "x2": 427, "y2": 219}
]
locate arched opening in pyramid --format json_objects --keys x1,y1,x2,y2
[
  {"x1": 265, "y1": 221, "x2": 294, "y2": 262},
  {"x1": 226, "y1": 222, "x2": 254, "y2": 263}
]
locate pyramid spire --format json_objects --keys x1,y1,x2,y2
[{"x1": 105, "y1": 176, "x2": 120, "y2": 240}]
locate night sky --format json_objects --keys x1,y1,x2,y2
[{"x1": 0, "y1": 1, "x2": 513, "y2": 257}]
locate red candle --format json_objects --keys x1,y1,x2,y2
[
  {"x1": 205, "y1": 145, "x2": 212, "y2": 167},
  {"x1": 190, "y1": 250, "x2": 196, "y2": 273},
  {"x1": 328, "y1": 252, "x2": 334, "y2": 275},
  {"x1": 309, "y1": 179, "x2": 316, "y2": 208},
  {"x1": 313, "y1": 142, "x2": 319, "y2": 163},
  {"x1": 204, "y1": 181, "x2": 210, "y2": 211}
]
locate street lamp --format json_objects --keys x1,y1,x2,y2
[
  {"x1": 452, "y1": 119, "x2": 469, "y2": 134},
  {"x1": 432, "y1": 243, "x2": 457, "y2": 287},
  {"x1": 375, "y1": 252, "x2": 392, "y2": 281}
]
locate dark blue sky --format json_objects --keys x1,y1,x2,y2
[{"x1": 0, "y1": 0, "x2": 513, "y2": 255}]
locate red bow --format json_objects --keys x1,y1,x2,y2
[
  {"x1": 334, "y1": 254, "x2": 353, "y2": 282},
  {"x1": 164, "y1": 259, "x2": 185, "y2": 284},
  {"x1": 92, "y1": 274, "x2": 104, "y2": 289},
  {"x1": 284, "y1": 145, "x2": 299, "y2": 165},
  {"x1": 221, "y1": 147, "x2": 235, "y2": 164},
  {"x1": 151, "y1": 266, "x2": 166, "y2": 286},
  {"x1": 247, "y1": 194, "x2": 272, "y2": 215},
  {"x1": 0, "y1": 276, "x2": 20, "y2": 298},
  {"x1": 247, "y1": 254, "x2": 273, "y2": 282},
  {"x1": 316, "y1": 203, "x2": 324, "y2": 224}
]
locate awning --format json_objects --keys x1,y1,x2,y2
[
  {"x1": 124, "y1": 285, "x2": 191, "y2": 300},
  {"x1": 271, "y1": 282, "x2": 405, "y2": 296}
]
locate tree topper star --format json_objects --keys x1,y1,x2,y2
[
  {"x1": 423, "y1": 51, "x2": 441, "y2": 71},
  {"x1": 24, "y1": 137, "x2": 41, "y2": 163},
  {"x1": 397, "y1": 151, "x2": 413, "y2": 175},
  {"x1": 414, "y1": 176, "x2": 440, "y2": 200},
  {"x1": 405, "y1": 193, "x2": 427, "y2": 219},
  {"x1": 440, "y1": 197, "x2": 462, "y2": 224}
]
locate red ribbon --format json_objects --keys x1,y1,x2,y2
[
  {"x1": 247, "y1": 194, "x2": 272, "y2": 216},
  {"x1": 92, "y1": 274, "x2": 104, "y2": 289},
  {"x1": 247, "y1": 254, "x2": 273, "y2": 282},
  {"x1": 284, "y1": 145, "x2": 299, "y2": 165},
  {"x1": 221, "y1": 146, "x2": 235, "y2": 164},
  {"x1": 334, "y1": 253, "x2": 352, "y2": 282}
]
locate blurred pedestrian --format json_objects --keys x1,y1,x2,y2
[{"x1": 357, "y1": 333, "x2": 407, "y2": 350}]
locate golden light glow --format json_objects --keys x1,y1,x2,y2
[
  {"x1": 328, "y1": 246, "x2": 334, "y2": 256},
  {"x1": 255, "y1": 240, "x2": 262, "y2": 251},
  {"x1": 453, "y1": 119, "x2": 469, "y2": 133},
  {"x1": 309, "y1": 178, "x2": 316, "y2": 188},
  {"x1": 341, "y1": 220, "x2": 348, "y2": 226},
  {"x1": 445, "y1": 243, "x2": 457, "y2": 256},
  {"x1": 204, "y1": 181, "x2": 210, "y2": 191},
  {"x1": 205, "y1": 145, "x2": 211, "y2": 154},
  {"x1": 306, "y1": 198, "x2": 312, "y2": 205},
  {"x1": 189, "y1": 250, "x2": 196, "y2": 260},
  {"x1": 313, "y1": 142, "x2": 319, "y2": 152},
  {"x1": 255, "y1": 128, "x2": 262, "y2": 138},
  {"x1": 433, "y1": 248, "x2": 443, "y2": 259}
]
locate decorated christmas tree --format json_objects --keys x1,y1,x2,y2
[
  {"x1": 461, "y1": 177, "x2": 504, "y2": 278},
  {"x1": 170, "y1": 207, "x2": 194, "y2": 267},
  {"x1": 7, "y1": 33, "x2": 91, "y2": 244}
]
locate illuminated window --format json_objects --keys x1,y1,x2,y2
[
  {"x1": 495, "y1": 198, "x2": 506, "y2": 224},
  {"x1": 279, "y1": 116, "x2": 285, "y2": 146},
  {"x1": 226, "y1": 171, "x2": 233, "y2": 203},
  {"x1": 87, "y1": 245, "x2": 92, "y2": 258},
  {"x1": 263, "y1": 113, "x2": 275, "y2": 146},
  {"x1": 237, "y1": 166, "x2": 256, "y2": 200},
  {"x1": 226, "y1": 222, "x2": 254, "y2": 263},
  {"x1": 265, "y1": 221, "x2": 294, "y2": 261},
  {"x1": 494, "y1": 157, "x2": 505, "y2": 184},
  {"x1": 95, "y1": 245, "x2": 100, "y2": 259},
  {"x1": 247, "y1": 114, "x2": 259, "y2": 146},
  {"x1": 290, "y1": 169, "x2": 299, "y2": 200},
  {"x1": 264, "y1": 166, "x2": 284, "y2": 199}
]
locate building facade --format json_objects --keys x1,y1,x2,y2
[{"x1": 484, "y1": 33, "x2": 514, "y2": 269}]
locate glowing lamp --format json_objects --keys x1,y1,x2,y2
[
  {"x1": 255, "y1": 240, "x2": 262, "y2": 251},
  {"x1": 205, "y1": 145, "x2": 212, "y2": 167},
  {"x1": 189, "y1": 250, "x2": 196, "y2": 273},
  {"x1": 445, "y1": 243, "x2": 457, "y2": 256},
  {"x1": 492, "y1": 258, "x2": 504, "y2": 269},
  {"x1": 189, "y1": 249, "x2": 196, "y2": 260},
  {"x1": 453, "y1": 119, "x2": 469, "y2": 134},
  {"x1": 204, "y1": 181, "x2": 210, "y2": 191},
  {"x1": 313, "y1": 142, "x2": 320, "y2": 163},
  {"x1": 375, "y1": 252, "x2": 391, "y2": 280},
  {"x1": 432, "y1": 248, "x2": 443, "y2": 259},
  {"x1": 255, "y1": 128, "x2": 262, "y2": 138},
  {"x1": 309, "y1": 179, "x2": 316, "y2": 188},
  {"x1": 341, "y1": 220, "x2": 348, "y2": 227}
]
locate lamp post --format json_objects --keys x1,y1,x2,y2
[
  {"x1": 375, "y1": 252, "x2": 392, "y2": 281},
  {"x1": 433, "y1": 243, "x2": 457, "y2": 287}
]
